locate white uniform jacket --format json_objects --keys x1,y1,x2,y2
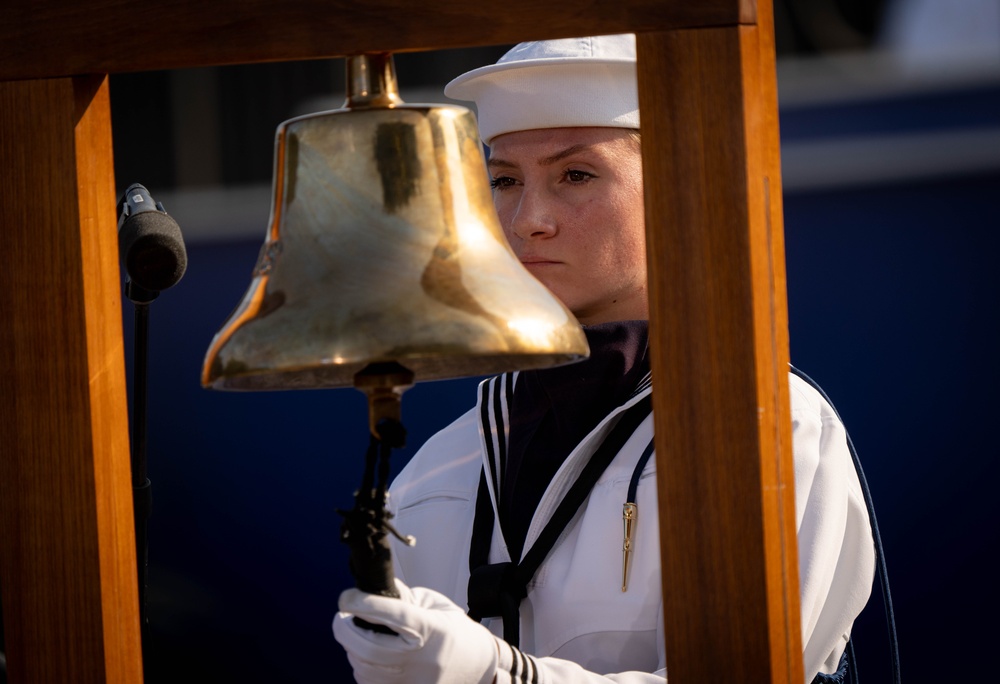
[{"x1": 388, "y1": 371, "x2": 875, "y2": 683}]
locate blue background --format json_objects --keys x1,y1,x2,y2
[{"x1": 125, "y1": 58, "x2": 998, "y2": 684}]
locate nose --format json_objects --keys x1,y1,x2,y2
[{"x1": 505, "y1": 186, "x2": 557, "y2": 242}]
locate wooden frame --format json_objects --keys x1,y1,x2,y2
[{"x1": 0, "y1": 1, "x2": 800, "y2": 681}]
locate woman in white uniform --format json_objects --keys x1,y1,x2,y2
[{"x1": 333, "y1": 34, "x2": 875, "y2": 684}]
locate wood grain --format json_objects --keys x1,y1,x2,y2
[
  {"x1": 637, "y1": 5, "x2": 801, "y2": 681},
  {"x1": 0, "y1": 75, "x2": 142, "y2": 683},
  {"x1": 0, "y1": 0, "x2": 747, "y2": 80}
]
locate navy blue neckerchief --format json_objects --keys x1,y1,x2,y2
[
  {"x1": 500, "y1": 321, "x2": 651, "y2": 560},
  {"x1": 467, "y1": 391, "x2": 652, "y2": 647},
  {"x1": 467, "y1": 321, "x2": 652, "y2": 647}
]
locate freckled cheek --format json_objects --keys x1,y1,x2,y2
[
  {"x1": 494, "y1": 206, "x2": 521, "y2": 244},
  {"x1": 497, "y1": 215, "x2": 516, "y2": 242}
]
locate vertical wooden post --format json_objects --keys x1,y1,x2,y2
[
  {"x1": 0, "y1": 75, "x2": 144, "y2": 683},
  {"x1": 639, "y1": 1, "x2": 802, "y2": 681}
]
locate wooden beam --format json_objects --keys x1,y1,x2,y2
[
  {"x1": 0, "y1": 0, "x2": 749, "y2": 80},
  {"x1": 637, "y1": 2, "x2": 801, "y2": 681},
  {"x1": 0, "y1": 75, "x2": 143, "y2": 683}
]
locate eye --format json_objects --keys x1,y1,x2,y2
[
  {"x1": 565, "y1": 169, "x2": 596, "y2": 183},
  {"x1": 490, "y1": 175, "x2": 517, "y2": 190}
]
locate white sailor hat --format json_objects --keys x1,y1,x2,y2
[{"x1": 444, "y1": 34, "x2": 639, "y2": 145}]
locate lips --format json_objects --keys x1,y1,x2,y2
[{"x1": 519, "y1": 256, "x2": 561, "y2": 266}]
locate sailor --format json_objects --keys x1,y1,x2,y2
[{"x1": 333, "y1": 34, "x2": 875, "y2": 684}]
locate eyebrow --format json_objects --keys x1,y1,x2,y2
[{"x1": 486, "y1": 143, "x2": 597, "y2": 171}]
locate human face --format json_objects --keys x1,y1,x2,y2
[{"x1": 487, "y1": 127, "x2": 648, "y2": 326}]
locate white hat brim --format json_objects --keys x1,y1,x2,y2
[{"x1": 444, "y1": 58, "x2": 639, "y2": 144}]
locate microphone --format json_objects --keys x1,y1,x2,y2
[
  {"x1": 116, "y1": 183, "x2": 187, "y2": 647},
  {"x1": 117, "y1": 183, "x2": 188, "y2": 294}
]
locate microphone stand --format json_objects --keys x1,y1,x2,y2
[
  {"x1": 116, "y1": 181, "x2": 187, "y2": 676},
  {"x1": 124, "y1": 278, "x2": 158, "y2": 667}
]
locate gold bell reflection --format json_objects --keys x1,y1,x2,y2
[
  {"x1": 201, "y1": 53, "x2": 589, "y2": 396},
  {"x1": 201, "y1": 52, "x2": 589, "y2": 599}
]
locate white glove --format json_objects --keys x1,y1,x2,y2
[{"x1": 333, "y1": 578, "x2": 502, "y2": 684}]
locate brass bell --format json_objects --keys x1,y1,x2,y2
[{"x1": 201, "y1": 52, "x2": 589, "y2": 398}]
